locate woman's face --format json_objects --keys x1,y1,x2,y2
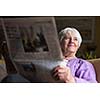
[{"x1": 60, "y1": 32, "x2": 79, "y2": 56}]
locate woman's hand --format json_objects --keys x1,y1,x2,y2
[{"x1": 52, "y1": 65, "x2": 75, "y2": 83}]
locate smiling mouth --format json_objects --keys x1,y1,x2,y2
[{"x1": 68, "y1": 44, "x2": 75, "y2": 47}]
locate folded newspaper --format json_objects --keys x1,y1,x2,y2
[{"x1": 1, "y1": 17, "x2": 66, "y2": 82}]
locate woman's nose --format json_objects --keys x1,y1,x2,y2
[{"x1": 70, "y1": 38, "x2": 74, "y2": 42}]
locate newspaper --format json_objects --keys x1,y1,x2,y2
[{"x1": 1, "y1": 17, "x2": 66, "y2": 82}]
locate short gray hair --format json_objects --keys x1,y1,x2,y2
[{"x1": 59, "y1": 27, "x2": 82, "y2": 47}]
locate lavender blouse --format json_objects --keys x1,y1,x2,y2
[{"x1": 66, "y1": 58, "x2": 97, "y2": 83}]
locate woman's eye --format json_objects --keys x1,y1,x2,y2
[
  {"x1": 64, "y1": 37, "x2": 70, "y2": 40},
  {"x1": 74, "y1": 38, "x2": 78, "y2": 41}
]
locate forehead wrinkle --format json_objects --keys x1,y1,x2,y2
[{"x1": 65, "y1": 30, "x2": 78, "y2": 38}]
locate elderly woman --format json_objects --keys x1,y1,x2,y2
[{"x1": 52, "y1": 27, "x2": 97, "y2": 83}]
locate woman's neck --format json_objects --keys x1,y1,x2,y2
[{"x1": 63, "y1": 53, "x2": 76, "y2": 60}]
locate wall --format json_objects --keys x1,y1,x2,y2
[{"x1": 95, "y1": 17, "x2": 100, "y2": 58}]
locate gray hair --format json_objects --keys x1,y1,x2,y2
[{"x1": 59, "y1": 27, "x2": 82, "y2": 47}]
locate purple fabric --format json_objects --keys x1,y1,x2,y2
[{"x1": 66, "y1": 58, "x2": 97, "y2": 83}]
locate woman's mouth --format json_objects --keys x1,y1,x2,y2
[{"x1": 68, "y1": 43, "x2": 75, "y2": 47}]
